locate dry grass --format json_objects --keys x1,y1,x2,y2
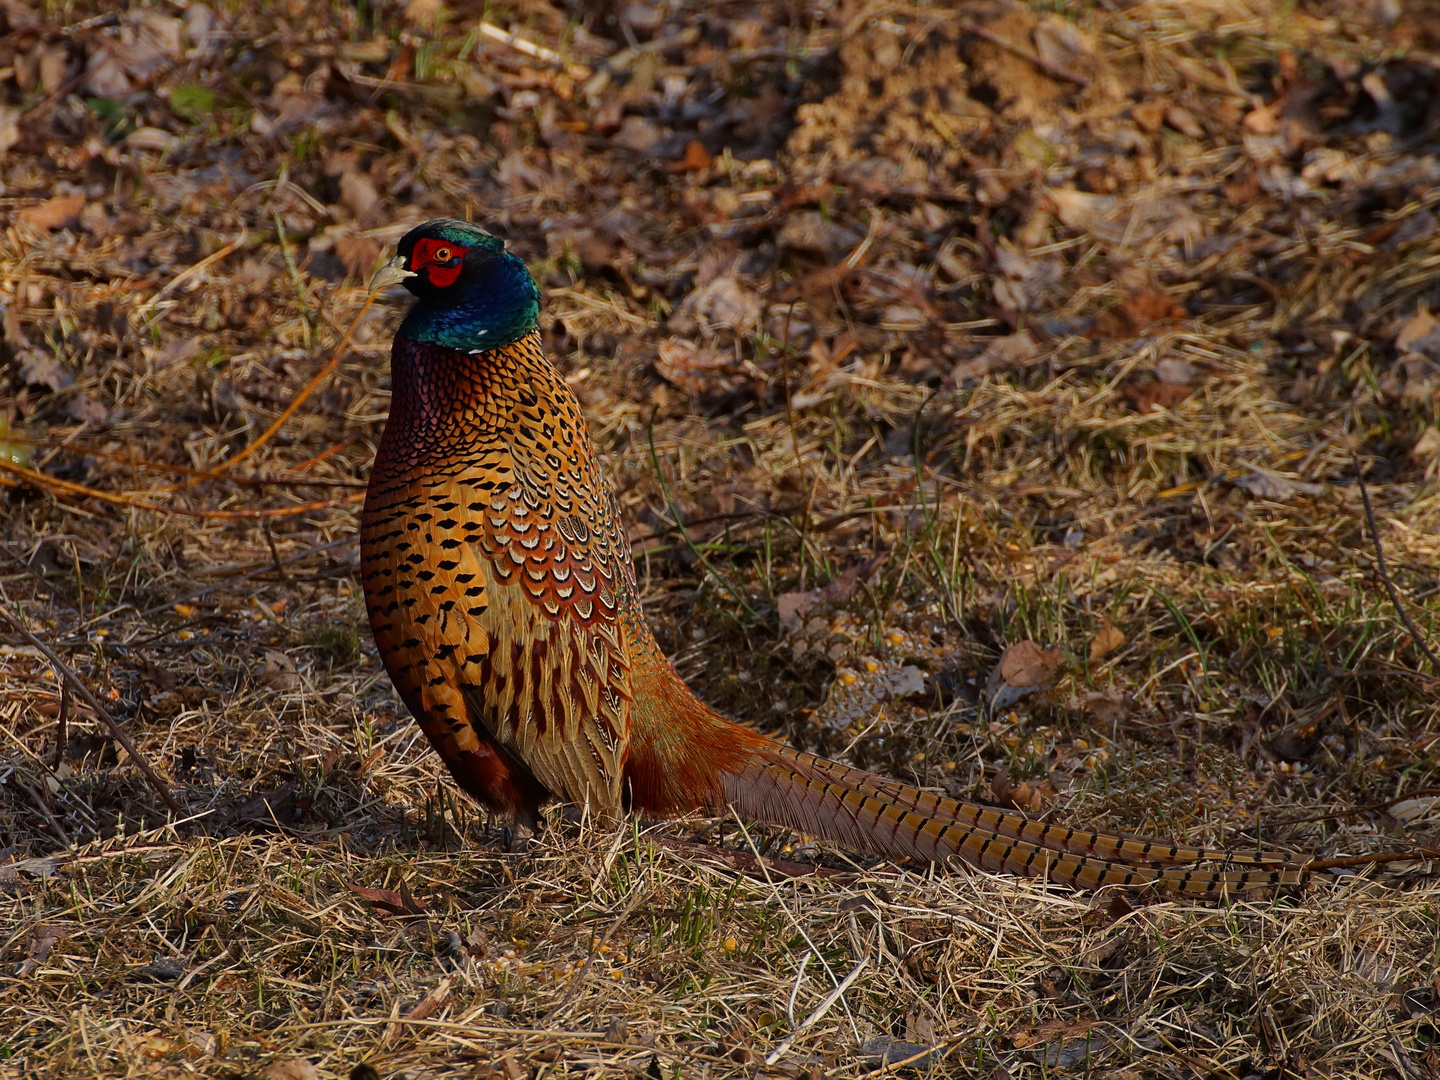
[{"x1": 3, "y1": 0, "x2": 1440, "y2": 1076}]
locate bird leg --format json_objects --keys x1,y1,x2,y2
[{"x1": 502, "y1": 819, "x2": 537, "y2": 853}]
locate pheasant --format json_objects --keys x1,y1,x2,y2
[{"x1": 361, "y1": 219, "x2": 1306, "y2": 895}]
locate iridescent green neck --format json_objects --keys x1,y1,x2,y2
[{"x1": 398, "y1": 237, "x2": 540, "y2": 352}]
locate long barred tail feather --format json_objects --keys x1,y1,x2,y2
[
  {"x1": 719, "y1": 743, "x2": 1307, "y2": 896},
  {"x1": 786, "y1": 749, "x2": 1293, "y2": 868}
]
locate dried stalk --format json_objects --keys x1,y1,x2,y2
[
  {"x1": 1355, "y1": 466, "x2": 1440, "y2": 672},
  {"x1": 0, "y1": 598, "x2": 182, "y2": 815},
  {"x1": 0, "y1": 457, "x2": 362, "y2": 518}
]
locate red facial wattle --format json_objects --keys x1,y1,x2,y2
[{"x1": 412, "y1": 237, "x2": 466, "y2": 287}]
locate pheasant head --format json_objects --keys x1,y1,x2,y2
[{"x1": 387, "y1": 219, "x2": 540, "y2": 353}]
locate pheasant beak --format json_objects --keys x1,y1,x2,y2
[{"x1": 370, "y1": 254, "x2": 417, "y2": 293}]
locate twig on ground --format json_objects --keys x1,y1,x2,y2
[
  {"x1": 120, "y1": 534, "x2": 357, "y2": 625},
  {"x1": 190, "y1": 281, "x2": 383, "y2": 481},
  {"x1": 16, "y1": 777, "x2": 71, "y2": 846},
  {"x1": 25, "y1": 440, "x2": 366, "y2": 489},
  {"x1": 133, "y1": 230, "x2": 247, "y2": 330},
  {"x1": 959, "y1": 21, "x2": 1089, "y2": 86},
  {"x1": 277, "y1": 433, "x2": 364, "y2": 477},
  {"x1": 857, "y1": 1040, "x2": 950, "y2": 1078},
  {"x1": 386, "y1": 975, "x2": 454, "y2": 1046},
  {"x1": 654, "y1": 836, "x2": 845, "y2": 879},
  {"x1": 0, "y1": 596, "x2": 182, "y2": 815},
  {"x1": 0, "y1": 456, "x2": 364, "y2": 518},
  {"x1": 540, "y1": 874, "x2": 649, "y2": 1026},
  {"x1": 1251, "y1": 788, "x2": 1440, "y2": 830},
  {"x1": 786, "y1": 950, "x2": 812, "y2": 1026},
  {"x1": 262, "y1": 523, "x2": 291, "y2": 584},
  {"x1": 729, "y1": 811, "x2": 863, "y2": 1046},
  {"x1": 479, "y1": 21, "x2": 593, "y2": 79},
  {"x1": 1355, "y1": 465, "x2": 1440, "y2": 672},
  {"x1": 53, "y1": 677, "x2": 67, "y2": 769},
  {"x1": 764, "y1": 951, "x2": 870, "y2": 1066}
]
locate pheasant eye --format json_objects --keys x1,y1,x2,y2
[{"x1": 435, "y1": 247, "x2": 451, "y2": 261}]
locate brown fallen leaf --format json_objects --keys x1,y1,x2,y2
[
  {"x1": 134, "y1": 955, "x2": 186, "y2": 982},
  {"x1": 1132, "y1": 98, "x2": 1168, "y2": 133},
  {"x1": 946, "y1": 330, "x2": 1040, "y2": 384},
  {"x1": 669, "y1": 277, "x2": 761, "y2": 336},
  {"x1": 335, "y1": 233, "x2": 382, "y2": 281},
  {"x1": 776, "y1": 554, "x2": 887, "y2": 645},
  {"x1": 667, "y1": 138, "x2": 713, "y2": 173},
  {"x1": 1266, "y1": 714, "x2": 1325, "y2": 763},
  {"x1": 0, "y1": 105, "x2": 20, "y2": 159},
  {"x1": 1122, "y1": 379, "x2": 1191, "y2": 414},
  {"x1": 991, "y1": 766, "x2": 1059, "y2": 814},
  {"x1": 550, "y1": 226, "x2": 624, "y2": 273},
  {"x1": 0, "y1": 854, "x2": 59, "y2": 882},
  {"x1": 1396, "y1": 307, "x2": 1437, "y2": 354},
  {"x1": 615, "y1": 115, "x2": 663, "y2": 153},
  {"x1": 338, "y1": 169, "x2": 380, "y2": 222},
  {"x1": 1165, "y1": 104, "x2": 1204, "y2": 138},
  {"x1": 1088, "y1": 622, "x2": 1125, "y2": 660},
  {"x1": 1411, "y1": 427, "x2": 1440, "y2": 461},
  {"x1": 407, "y1": 975, "x2": 452, "y2": 1019},
  {"x1": 17, "y1": 924, "x2": 64, "y2": 978},
  {"x1": 904, "y1": 1003, "x2": 937, "y2": 1046},
  {"x1": 1081, "y1": 892, "x2": 1136, "y2": 932},
  {"x1": 777, "y1": 211, "x2": 864, "y2": 259},
  {"x1": 260, "y1": 1059, "x2": 319, "y2": 1080},
  {"x1": 1081, "y1": 929, "x2": 1132, "y2": 967},
  {"x1": 654, "y1": 338, "x2": 731, "y2": 395},
  {"x1": 1094, "y1": 292, "x2": 1186, "y2": 338},
  {"x1": 68, "y1": 391, "x2": 109, "y2": 424},
  {"x1": 20, "y1": 193, "x2": 85, "y2": 233},
  {"x1": 1242, "y1": 102, "x2": 1280, "y2": 135},
  {"x1": 1222, "y1": 170, "x2": 1260, "y2": 206},
  {"x1": 999, "y1": 640, "x2": 1063, "y2": 689},
  {"x1": 1082, "y1": 692, "x2": 1135, "y2": 728},
  {"x1": 1047, "y1": 187, "x2": 1120, "y2": 238},
  {"x1": 259, "y1": 650, "x2": 300, "y2": 691},
  {"x1": 18, "y1": 351, "x2": 73, "y2": 392},
  {"x1": 136, "y1": 656, "x2": 179, "y2": 693},
  {"x1": 348, "y1": 880, "x2": 428, "y2": 917},
  {"x1": 775, "y1": 590, "x2": 817, "y2": 635},
  {"x1": 386, "y1": 974, "x2": 454, "y2": 1044},
  {"x1": 986, "y1": 640, "x2": 1063, "y2": 709},
  {"x1": 232, "y1": 782, "x2": 296, "y2": 825},
  {"x1": 1153, "y1": 357, "x2": 1196, "y2": 385},
  {"x1": 403, "y1": 0, "x2": 443, "y2": 24},
  {"x1": 1389, "y1": 797, "x2": 1440, "y2": 828}
]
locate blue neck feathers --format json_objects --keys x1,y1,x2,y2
[{"x1": 397, "y1": 249, "x2": 540, "y2": 353}]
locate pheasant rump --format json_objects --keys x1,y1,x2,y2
[{"x1": 361, "y1": 219, "x2": 1305, "y2": 894}]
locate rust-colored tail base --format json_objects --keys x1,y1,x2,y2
[{"x1": 719, "y1": 743, "x2": 1306, "y2": 896}]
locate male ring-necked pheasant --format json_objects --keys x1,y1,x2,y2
[{"x1": 361, "y1": 219, "x2": 1306, "y2": 895}]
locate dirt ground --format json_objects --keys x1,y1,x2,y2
[{"x1": 2, "y1": 0, "x2": 1440, "y2": 1077}]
